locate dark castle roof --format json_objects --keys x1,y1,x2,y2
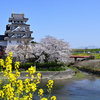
[
  {"x1": 12, "y1": 14, "x2": 24, "y2": 19},
  {"x1": 0, "y1": 35, "x2": 6, "y2": 40},
  {"x1": 9, "y1": 13, "x2": 28, "y2": 22}
]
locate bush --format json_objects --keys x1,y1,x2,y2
[
  {"x1": 13, "y1": 62, "x2": 65, "y2": 71},
  {"x1": 37, "y1": 66, "x2": 66, "y2": 71}
]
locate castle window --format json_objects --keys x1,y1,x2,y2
[
  {"x1": 19, "y1": 21, "x2": 21, "y2": 24},
  {"x1": 8, "y1": 34, "x2": 12, "y2": 37},
  {"x1": 17, "y1": 41, "x2": 21, "y2": 43},
  {"x1": 15, "y1": 34, "x2": 17, "y2": 37},
  {"x1": 21, "y1": 34, "x2": 23, "y2": 37},
  {"x1": 17, "y1": 41, "x2": 19, "y2": 43},
  {"x1": 0, "y1": 42, "x2": 2, "y2": 45},
  {"x1": 26, "y1": 34, "x2": 30, "y2": 37},
  {"x1": 25, "y1": 27, "x2": 29, "y2": 31},
  {"x1": 9, "y1": 41, "x2": 11, "y2": 43},
  {"x1": 14, "y1": 21, "x2": 17, "y2": 23},
  {"x1": 12, "y1": 27, "x2": 15, "y2": 30},
  {"x1": 12, "y1": 21, "x2": 14, "y2": 23},
  {"x1": 23, "y1": 21, "x2": 25, "y2": 24},
  {"x1": 17, "y1": 34, "x2": 21, "y2": 37}
]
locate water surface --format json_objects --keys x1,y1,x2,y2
[{"x1": 33, "y1": 76, "x2": 100, "y2": 100}]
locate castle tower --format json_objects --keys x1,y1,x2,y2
[{"x1": 4, "y1": 12, "x2": 34, "y2": 45}]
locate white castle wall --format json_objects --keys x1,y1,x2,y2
[
  {"x1": 7, "y1": 40, "x2": 24, "y2": 45},
  {"x1": 0, "y1": 41, "x2": 7, "y2": 46}
]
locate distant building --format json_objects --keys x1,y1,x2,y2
[{"x1": 0, "y1": 12, "x2": 34, "y2": 57}]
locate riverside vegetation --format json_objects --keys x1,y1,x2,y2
[
  {"x1": 0, "y1": 52, "x2": 56, "y2": 100},
  {"x1": 72, "y1": 49, "x2": 100, "y2": 75},
  {"x1": 73, "y1": 53, "x2": 100, "y2": 59},
  {"x1": 72, "y1": 48, "x2": 100, "y2": 59},
  {"x1": 74, "y1": 60, "x2": 100, "y2": 76}
]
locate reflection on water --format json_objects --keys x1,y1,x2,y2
[
  {"x1": 64, "y1": 79, "x2": 100, "y2": 100},
  {"x1": 33, "y1": 76, "x2": 100, "y2": 100}
]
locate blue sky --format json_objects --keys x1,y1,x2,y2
[{"x1": 0, "y1": 0, "x2": 100, "y2": 48}]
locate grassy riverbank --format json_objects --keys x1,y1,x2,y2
[
  {"x1": 74, "y1": 72, "x2": 86, "y2": 78},
  {"x1": 74, "y1": 60, "x2": 100, "y2": 75}
]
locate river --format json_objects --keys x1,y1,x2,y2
[{"x1": 33, "y1": 74, "x2": 100, "y2": 100}]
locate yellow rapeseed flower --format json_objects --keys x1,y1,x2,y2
[
  {"x1": 0, "y1": 90, "x2": 4, "y2": 98},
  {"x1": 0, "y1": 80, "x2": 1, "y2": 84},
  {"x1": 9, "y1": 52, "x2": 13, "y2": 56},
  {"x1": 14, "y1": 61, "x2": 20, "y2": 70},
  {"x1": 47, "y1": 80, "x2": 54, "y2": 92},
  {"x1": 0, "y1": 59, "x2": 5, "y2": 68},
  {"x1": 51, "y1": 96, "x2": 57, "y2": 100},
  {"x1": 26, "y1": 74, "x2": 28, "y2": 77},
  {"x1": 31, "y1": 75, "x2": 34, "y2": 78},
  {"x1": 16, "y1": 71, "x2": 20, "y2": 78},
  {"x1": 31, "y1": 83, "x2": 37, "y2": 92},
  {"x1": 29, "y1": 93, "x2": 32, "y2": 98},
  {"x1": 28, "y1": 66, "x2": 36, "y2": 75},
  {"x1": 38, "y1": 88, "x2": 43, "y2": 96}
]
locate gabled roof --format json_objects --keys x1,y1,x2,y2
[
  {"x1": 12, "y1": 14, "x2": 24, "y2": 19},
  {"x1": 0, "y1": 35, "x2": 6, "y2": 40},
  {"x1": 12, "y1": 26, "x2": 26, "y2": 32},
  {"x1": 9, "y1": 13, "x2": 28, "y2": 22}
]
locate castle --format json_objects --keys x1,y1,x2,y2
[{"x1": 0, "y1": 12, "x2": 34, "y2": 56}]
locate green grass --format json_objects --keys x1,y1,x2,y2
[
  {"x1": 65, "y1": 65, "x2": 78, "y2": 71},
  {"x1": 74, "y1": 72, "x2": 86, "y2": 78},
  {"x1": 72, "y1": 53, "x2": 90, "y2": 56},
  {"x1": 72, "y1": 53, "x2": 100, "y2": 59},
  {"x1": 65, "y1": 65, "x2": 86, "y2": 78},
  {"x1": 72, "y1": 48, "x2": 100, "y2": 59}
]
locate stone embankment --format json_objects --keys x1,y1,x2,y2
[
  {"x1": 0, "y1": 69, "x2": 75, "y2": 80},
  {"x1": 74, "y1": 59, "x2": 100, "y2": 75}
]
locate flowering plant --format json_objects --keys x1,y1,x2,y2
[{"x1": 0, "y1": 52, "x2": 56, "y2": 100}]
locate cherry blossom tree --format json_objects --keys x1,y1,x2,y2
[
  {"x1": 5, "y1": 45, "x2": 24, "y2": 62},
  {"x1": 5, "y1": 39, "x2": 32, "y2": 63},
  {"x1": 30, "y1": 43, "x2": 46, "y2": 63},
  {"x1": 31, "y1": 36, "x2": 71, "y2": 63},
  {"x1": 5, "y1": 44, "x2": 31, "y2": 63}
]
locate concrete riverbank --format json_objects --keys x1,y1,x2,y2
[
  {"x1": 19, "y1": 69, "x2": 75, "y2": 80},
  {"x1": 0, "y1": 69, "x2": 75, "y2": 80}
]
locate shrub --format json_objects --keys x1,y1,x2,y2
[{"x1": 14, "y1": 62, "x2": 65, "y2": 71}]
